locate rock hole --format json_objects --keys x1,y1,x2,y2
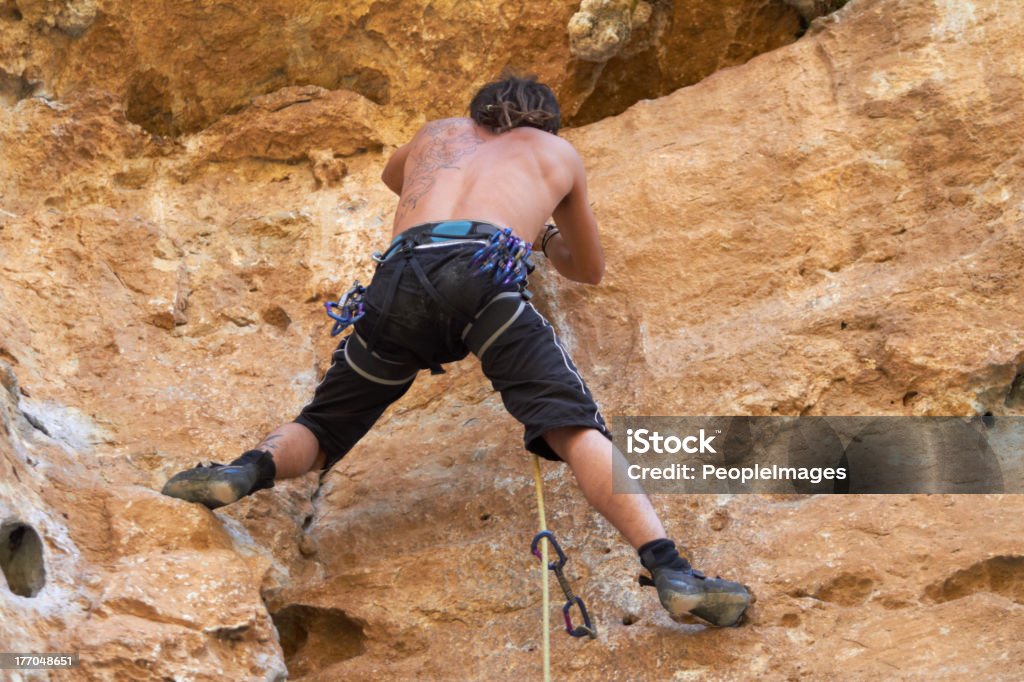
[
  {"x1": 902, "y1": 391, "x2": 919, "y2": 406},
  {"x1": 479, "y1": 513, "x2": 491, "y2": 521},
  {"x1": 1005, "y1": 370, "x2": 1024, "y2": 409},
  {"x1": 262, "y1": 306, "x2": 292, "y2": 331},
  {"x1": 815, "y1": 572, "x2": 876, "y2": 606},
  {"x1": 1, "y1": 2, "x2": 21, "y2": 21},
  {"x1": 271, "y1": 604, "x2": 366, "y2": 677},
  {"x1": 125, "y1": 69, "x2": 176, "y2": 137},
  {"x1": 0, "y1": 69, "x2": 38, "y2": 107},
  {"x1": 621, "y1": 613, "x2": 639, "y2": 626},
  {"x1": 924, "y1": 555, "x2": 1024, "y2": 605},
  {"x1": 0, "y1": 522, "x2": 46, "y2": 597},
  {"x1": 332, "y1": 66, "x2": 390, "y2": 106},
  {"x1": 840, "y1": 321, "x2": 848, "y2": 330}
]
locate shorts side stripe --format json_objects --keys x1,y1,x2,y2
[{"x1": 532, "y1": 304, "x2": 603, "y2": 428}]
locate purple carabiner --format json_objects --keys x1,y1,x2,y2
[{"x1": 563, "y1": 596, "x2": 596, "y2": 638}]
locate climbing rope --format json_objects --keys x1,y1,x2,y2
[
  {"x1": 531, "y1": 455, "x2": 597, "y2": 681},
  {"x1": 532, "y1": 455, "x2": 552, "y2": 682}
]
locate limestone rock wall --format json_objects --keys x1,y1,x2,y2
[
  {"x1": 0, "y1": 0, "x2": 801, "y2": 135},
  {"x1": 1, "y1": 0, "x2": 1023, "y2": 680}
]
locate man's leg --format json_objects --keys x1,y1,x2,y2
[
  {"x1": 162, "y1": 332, "x2": 417, "y2": 508},
  {"x1": 475, "y1": 305, "x2": 745, "y2": 625},
  {"x1": 251, "y1": 422, "x2": 326, "y2": 479},
  {"x1": 543, "y1": 426, "x2": 665, "y2": 549},
  {"x1": 544, "y1": 425, "x2": 751, "y2": 627}
]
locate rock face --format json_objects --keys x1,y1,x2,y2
[
  {"x1": 783, "y1": 0, "x2": 849, "y2": 21},
  {"x1": 1, "y1": 0, "x2": 1023, "y2": 680},
  {"x1": 0, "y1": 0, "x2": 801, "y2": 133},
  {"x1": 568, "y1": 0, "x2": 648, "y2": 63}
]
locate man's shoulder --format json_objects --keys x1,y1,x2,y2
[
  {"x1": 417, "y1": 117, "x2": 475, "y2": 133},
  {"x1": 532, "y1": 130, "x2": 582, "y2": 168},
  {"x1": 412, "y1": 118, "x2": 579, "y2": 158},
  {"x1": 505, "y1": 126, "x2": 578, "y2": 155}
]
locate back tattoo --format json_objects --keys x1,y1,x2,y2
[{"x1": 397, "y1": 120, "x2": 484, "y2": 220}]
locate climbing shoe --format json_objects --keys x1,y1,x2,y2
[
  {"x1": 638, "y1": 538, "x2": 750, "y2": 627},
  {"x1": 161, "y1": 449, "x2": 276, "y2": 510}
]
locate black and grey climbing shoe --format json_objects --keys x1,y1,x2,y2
[
  {"x1": 161, "y1": 449, "x2": 276, "y2": 510},
  {"x1": 638, "y1": 538, "x2": 751, "y2": 627},
  {"x1": 640, "y1": 565, "x2": 751, "y2": 627}
]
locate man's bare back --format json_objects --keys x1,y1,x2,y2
[{"x1": 382, "y1": 117, "x2": 605, "y2": 284}]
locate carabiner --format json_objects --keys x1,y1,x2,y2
[
  {"x1": 563, "y1": 595, "x2": 597, "y2": 638},
  {"x1": 324, "y1": 282, "x2": 366, "y2": 336},
  {"x1": 531, "y1": 530, "x2": 567, "y2": 570}
]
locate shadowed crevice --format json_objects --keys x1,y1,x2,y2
[
  {"x1": 271, "y1": 604, "x2": 367, "y2": 677},
  {"x1": 0, "y1": 522, "x2": 46, "y2": 598}
]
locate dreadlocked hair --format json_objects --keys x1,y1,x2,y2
[{"x1": 469, "y1": 73, "x2": 561, "y2": 135}]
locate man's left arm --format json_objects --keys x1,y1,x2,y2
[{"x1": 381, "y1": 142, "x2": 414, "y2": 195}]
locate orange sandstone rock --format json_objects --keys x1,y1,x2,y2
[{"x1": 1, "y1": 0, "x2": 1022, "y2": 679}]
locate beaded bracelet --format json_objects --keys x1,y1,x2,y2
[{"x1": 541, "y1": 223, "x2": 560, "y2": 257}]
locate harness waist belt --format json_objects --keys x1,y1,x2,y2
[
  {"x1": 353, "y1": 220, "x2": 529, "y2": 379},
  {"x1": 377, "y1": 221, "x2": 503, "y2": 262}
]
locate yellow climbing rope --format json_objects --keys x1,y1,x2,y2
[
  {"x1": 532, "y1": 454, "x2": 552, "y2": 682},
  {"x1": 531, "y1": 454, "x2": 598, "y2": 679}
]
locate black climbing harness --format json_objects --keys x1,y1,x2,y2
[
  {"x1": 531, "y1": 530, "x2": 598, "y2": 639},
  {"x1": 322, "y1": 221, "x2": 537, "y2": 382}
]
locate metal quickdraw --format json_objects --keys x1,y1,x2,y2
[
  {"x1": 323, "y1": 282, "x2": 366, "y2": 336},
  {"x1": 470, "y1": 228, "x2": 535, "y2": 286},
  {"x1": 530, "y1": 530, "x2": 598, "y2": 639}
]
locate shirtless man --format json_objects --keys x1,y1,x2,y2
[{"x1": 162, "y1": 75, "x2": 750, "y2": 628}]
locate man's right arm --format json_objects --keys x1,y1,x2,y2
[
  {"x1": 381, "y1": 140, "x2": 414, "y2": 195},
  {"x1": 545, "y1": 146, "x2": 605, "y2": 285}
]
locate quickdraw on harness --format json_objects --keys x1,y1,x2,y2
[
  {"x1": 323, "y1": 282, "x2": 366, "y2": 337},
  {"x1": 470, "y1": 227, "x2": 535, "y2": 286}
]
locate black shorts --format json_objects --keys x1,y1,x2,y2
[{"x1": 294, "y1": 223, "x2": 611, "y2": 470}]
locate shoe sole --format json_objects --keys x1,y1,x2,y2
[
  {"x1": 662, "y1": 586, "x2": 750, "y2": 627},
  {"x1": 161, "y1": 470, "x2": 248, "y2": 509}
]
